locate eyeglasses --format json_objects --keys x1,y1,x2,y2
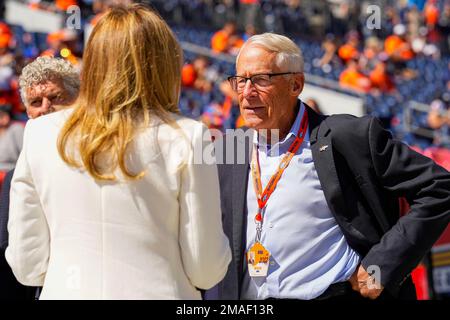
[{"x1": 227, "y1": 72, "x2": 300, "y2": 92}]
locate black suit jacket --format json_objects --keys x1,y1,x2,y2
[
  {"x1": 0, "y1": 169, "x2": 37, "y2": 300},
  {"x1": 214, "y1": 105, "x2": 450, "y2": 300}
]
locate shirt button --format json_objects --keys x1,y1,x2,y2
[{"x1": 268, "y1": 223, "x2": 274, "y2": 228}]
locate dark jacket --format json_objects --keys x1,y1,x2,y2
[{"x1": 214, "y1": 105, "x2": 450, "y2": 300}]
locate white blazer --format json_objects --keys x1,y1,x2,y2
[{"x1": 6, "y1": 109, "x2": 231, "y2": 300}]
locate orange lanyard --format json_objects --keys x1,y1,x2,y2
[{"x1": 251, "y1": 111, "x2": 308, "y2": 242}]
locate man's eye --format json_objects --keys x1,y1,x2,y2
[
  {"x1": 253, "y1": 76, "x2": 270, "y2": 85},
  {"x1": 236, "y1": 78, "x2": 247, "y2": 84}
]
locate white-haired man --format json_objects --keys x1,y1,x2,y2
[
  {"x1": 213, "y1": 33, "x2": 450, "y2": 301},
  {"x1": 19, "y1": 56, "x2": 79, "y2": 119},
  {"x1": 0, "y1": 56, "x2": 79, "y2": 300}
]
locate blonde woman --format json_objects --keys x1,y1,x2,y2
[{"x1": 6, "y1": 5, "x2": 231, "y2": 300}]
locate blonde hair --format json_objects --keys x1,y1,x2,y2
[
  {"x1": 58, "y1": 4, "x2": 183, "y2": 181},
  {"x1": 237, "y1": 33, "x2": 304, "y2": 73}
]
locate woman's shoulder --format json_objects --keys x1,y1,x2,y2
[
  {"x1": 25, "y1": 108, "x2": 73, "y2": 131},
  {"x1": 171, "y1": 113, "x2": 205, "y2": 131},
  {"x1": 155, "y1": 113, "x2": 206, "y2": 140}
]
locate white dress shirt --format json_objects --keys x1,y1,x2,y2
[{"x1": 241, "y1": 102, "x2": 360, "y2": 300}]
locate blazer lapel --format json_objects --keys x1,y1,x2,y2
[
  {"x1": 306, "y1": 106, "x2": 347, "y2": 223},
  {"x1": 309, "y1": 118, "x2": 348, "y2": 219},
  {"x1": 307, "y1": 106, "x2": 368, "y2": 254}
]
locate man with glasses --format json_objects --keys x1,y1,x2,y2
[{"x1": 213, "y1": 33, "x2": 450, "y2": 300}]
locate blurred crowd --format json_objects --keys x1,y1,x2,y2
[
  {"x1": 172, "y1": 0, "x2": 449, "y2": 151},
  {"x1": 0, "y1": 0, "x2": 449, "y2": 178}
]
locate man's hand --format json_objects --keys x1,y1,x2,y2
[{"x1": 349, "y1": 265, "x2": 384, "y2": 299}]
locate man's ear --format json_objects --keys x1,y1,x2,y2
[{"x1": 290, "y1": 73, "x2": 304, "y2": 96}]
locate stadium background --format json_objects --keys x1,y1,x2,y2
[{"x1": 0, "y1": 0, "x2": 449, "y2": 299}]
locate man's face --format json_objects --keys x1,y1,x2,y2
[
  {"x1": 26, "y1": 79, "x2": 74, "y2": 119},
  {"x1": 0, "y1": 110, "x2": 10, "y2": 128},
  {"x1": 224, "y1": 23, "x2": 236, "y2": 35},
  {"x1": 236, "y1": 45, "x2": 302, "y2": 131}
]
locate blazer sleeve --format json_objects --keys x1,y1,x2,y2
[
  {"x1": 5, "y1": 121, "x2": 50, "y2": 287},
  {"x1": 361, "y1": 117, "x2": 450, "y2": 291},
  {"x1": 178, "y1": 123, "x2": 231, "y2": 290}
]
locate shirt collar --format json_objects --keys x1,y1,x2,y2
[{"x1": 253, "y1": 100, "x2": 308, "y2": 148}]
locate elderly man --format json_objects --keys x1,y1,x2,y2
[
  {"x1": 0, "y1": 105, "x2": 23, "y2": 174},
  {"x1": 0, "y1": 56, "x2": 79, "y2": 300},
  {"x1": 19, "y1": 56, "x2": 79, "y2": 119},
  {"x1": 214, "y1": 33, "x2": 450, "y2": 300}
]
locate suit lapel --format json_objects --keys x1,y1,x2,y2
[
  {"x1": 310, "y1": 120, "x2": 349, "y2": 219},
  {"x1": 308, "y1": 106, "x2": 351, "y2": 223},
  {"x1": 308, "y1": 107, "x2": 368, "y2": 253}
]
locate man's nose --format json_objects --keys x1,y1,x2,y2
[
  {"x1": 39, "y1": 97, "x2": 53, "y2": 115},
  {"x1": 242, "y1": 79, "x2": 256, "y2": 98},
  {"x1": 41, "y1": 97, "x2": 52, "y2": 113}
]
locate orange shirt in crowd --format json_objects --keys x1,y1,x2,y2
[
  {"x1": 424, "y1": 3, "x2": 440, "y2": 26},
  {"x1": 56, "y1": 0, "x2": 77, "y2": 11},
  {"x1": 211, "y1": 31, "x2": 243, "y2": 54},
  {"x1": 338, "y1": 44, "x2": 359, "y2": 62},
  {"x1": 41, "y1": 31, "x2": 63, "y2": 57},
  {"x1": 370, "y1": 63, "x2": 395, "y2": 92},
  {"x1": 384, "y1": 35, "x2": 414, "y2": 60},
  {"x1": 211, "y1": 30, "x2": 230, "y2": 53},
  {"x1": 231, "y1": 36, "x2": 244, "y2": 50},
  {"x1": 0, "y1": 34, "x2": 11, "y2": 48},
  {"x1": 0, "y1": 23, "x2": 11, "y2": 37},
  {"x1": 41, "y1": 49, "x2": 56, "y2": 57},
  {"x1": 235, "y1": 114, "x2": 246, "y2": 128},
  {"x1": 181, "y1": 64, "x2": 197, "y2": 87},
  {"x1": 240, "y1": 0, "x2": 259, "y2": 4},
  {"x1": 0, "y1": 23, "x2": 11, "y2": 48},
  {"x1": 339, "y1": 67, "x2": 370, "y2": 92}
]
